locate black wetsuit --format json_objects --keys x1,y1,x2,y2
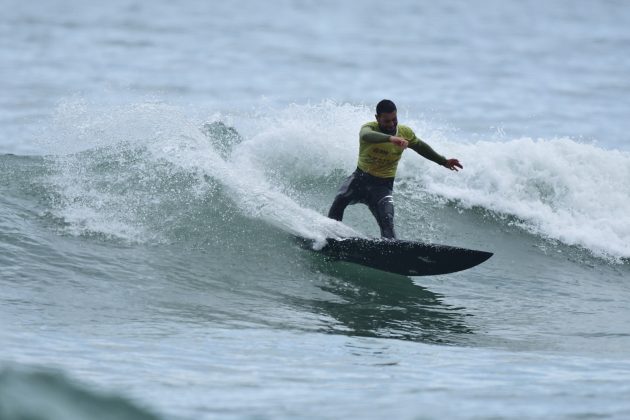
[{"x1": 327, "y1": 168, "x2": 396, "y2": 239}]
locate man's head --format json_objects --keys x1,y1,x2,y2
[{"x1": 375, "y1": 99, "x2": 397, "y2": 135}]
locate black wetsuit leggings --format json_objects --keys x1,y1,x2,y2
[{"x1": 327, "y1": 168, "x2": 396, "y2": 239}]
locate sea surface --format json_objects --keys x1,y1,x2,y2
[{"x1": 1, "y1": 1, "x2": 630, "y2": 419}]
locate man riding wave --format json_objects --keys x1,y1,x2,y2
[{"x1": 327, "y1": 99, "x2": 462, "y2": 239}]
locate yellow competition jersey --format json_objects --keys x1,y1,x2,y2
[{"x1": 357, "y1": 122, "x2": 420, "y2": 178}]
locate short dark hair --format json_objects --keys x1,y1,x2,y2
[{"x1": 376, "y1": 99, "x2": 397, "y2": 115}]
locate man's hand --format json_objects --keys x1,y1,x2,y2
[
  {"x1": 389, "y1": 136, "x2": 408, "y2": 149},
  {"x1": 444, "y1": 158, "x2": 463, "y2": 171}
]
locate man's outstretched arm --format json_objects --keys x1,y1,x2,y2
[{"x1": 409, "y1": 141, "x2": 462, "y2": 171}]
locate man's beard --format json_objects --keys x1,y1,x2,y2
[{"x1": 379, "y1": 125, "x2": 396, "y2": 135}]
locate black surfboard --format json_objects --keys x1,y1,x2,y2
[{"x1": 298, "y1": 237, "x2": 493, "y2": 276}]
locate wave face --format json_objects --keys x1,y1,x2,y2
[{"x1": 13, "y1": 100, "x2": 625, "y2": 261}]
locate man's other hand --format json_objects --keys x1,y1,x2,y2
[
  {"x1": 444, "y1": 159, "x2": 463, "y2": 171},
  {"x1": 389, "y1": 136, "x2": 408, "y2": 149}
]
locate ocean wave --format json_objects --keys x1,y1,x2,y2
[{"x1": 6, "y1": 99, "x2": 630, "y2": 261}]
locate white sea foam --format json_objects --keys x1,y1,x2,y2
[
  {"x1": 402, "y1": 136, "x2": 630, "y2": 260},
  {"x1": 46, "y1": 100, "x2": 361, "y2": 243}
]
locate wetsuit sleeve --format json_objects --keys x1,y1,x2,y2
[
  {"x1": 409, "y1": 136, "x2": 448, "y2": 165},
  {"x1": 360, "y1": 124, "x2": 391, "y2": 143}
]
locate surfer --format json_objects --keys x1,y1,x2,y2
[{"x1": 327, "y1": 99, "x2": 462, "y2": 239}]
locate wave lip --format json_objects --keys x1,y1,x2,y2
[{"x1": 0, "y1": 367, "x2": 162, "y2": 420}]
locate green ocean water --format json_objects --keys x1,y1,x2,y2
[{"x1": 2, "y1": 105, "x2": 630, "y2": 418}]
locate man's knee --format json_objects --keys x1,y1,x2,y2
[
  {"x1": 328, "y1": 201, "x2": 345, "y2": 221},
  {"x1": 375, "y1": 195, "x2": 396, "y2": 238}
]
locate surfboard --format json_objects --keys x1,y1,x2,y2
[{"x1": 298, "y1": 237, "x2": 493, "y2": 276}]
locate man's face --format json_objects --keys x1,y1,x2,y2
[{"x1": 376, "y1": 111, "x2": 397, "y2": 135}]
